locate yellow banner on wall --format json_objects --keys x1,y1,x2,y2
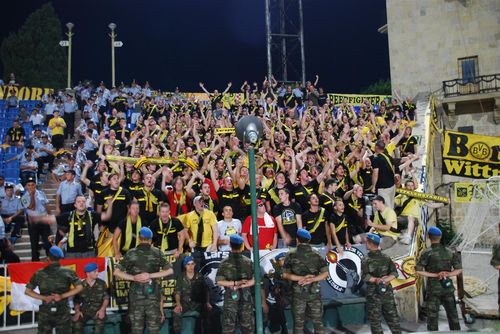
[
  {"x1": 453, "y1": 182, "x2": 487, "y2": 203},
  {"x1": 442, "y1": 130, "x2": 500, "y2": 179},
  {"x1": 0, "y1": 86, "x2": 53, "y2": 100},
  {"x1": 327, "y1": 94, "x2": 390, "y2": 106}
]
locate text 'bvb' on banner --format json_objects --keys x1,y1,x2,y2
[{"x1": 442, "y1": 130, "x2": 500, "y2": 179}]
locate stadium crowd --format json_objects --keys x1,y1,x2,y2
[{"x1": 1, "y1": 76, "x2": 452, "y2": 333}]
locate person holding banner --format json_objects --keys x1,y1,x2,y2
[
  {"x1": 73, "y1": 262, "x2": 109, "y2": 334},
  {"x1": 282, "y1": 228, "x2": 329, "y2": 334},
  {"x1": 361, "y1": 233, "x2": 401, "y2": 334},
  {"x1": 114, "y1": 227, "x2": 174, "y2": 334},
  {"x1": 25, "y1": 246, "x2": 83, "y2": 334}
]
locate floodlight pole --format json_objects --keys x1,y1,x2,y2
[
  {"x1": 109, "y1": 23, "x2": 117, "y2": 88},
  {"x1": 66, "y1": 23, "x2": 74, "y2": 89}
]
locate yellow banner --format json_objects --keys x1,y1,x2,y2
[
  {"x1": 327, "y1": 94, "x2": 390, "y2": 106},
  {"x1": 453, "y1": 182, "x2": 487, "y2": 203},
  {"x1": 442, "y1": 130, "x2": 500, "y2": 179},
  {"x1": 0, "y1": 86, "x2": 53, "y2": 100}
]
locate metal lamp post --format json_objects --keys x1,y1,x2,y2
[
  {"x1": 235, "y1": 116, "x2": 264, "y2": 334},
  {"x1": 65, "y1": 22, "x2": 74, "y2": 89},
  {"x1": 108, "y1": 23, "x2": 117, "y2": 88}
]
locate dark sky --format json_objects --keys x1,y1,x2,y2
[{"x1": 1, "y1": 0, "x2": 389, "y2": 93}]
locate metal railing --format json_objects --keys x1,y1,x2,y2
[{"x1": 442, "y1": 73, "x2": 500, "y2": 97}]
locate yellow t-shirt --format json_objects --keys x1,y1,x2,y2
[
  {"x1": 374, "y1": 206, "x2": 399, "y2": 239},
  {"x1": 395, "y1": 195, "x2": 421, "y2": 219},
  {"x1": 184, "y1": 210, "x2": 217, "y2": 248},
  {"x1": 48, "y1": 117, "x2": 66, "y2": 136}
]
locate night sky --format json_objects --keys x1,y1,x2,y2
[{"x1": 1, "y1": 1, "x2": 389, "y2": 93}]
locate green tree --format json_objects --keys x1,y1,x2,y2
[
  {"x1": 360, "y1": 79, "x2": 391, "y2": 95},
  {"x1": 1, "y1": 3, "x2": 66, "y2": 88}
]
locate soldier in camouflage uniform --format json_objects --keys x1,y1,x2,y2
[
  {"x1": 282, "y1": 228, "x2": 329, "y2": 334},
  {"x1": 24, "y1": 246, "x2": 83, "y2": 334},
  {"x1": 216, "y1": 234, "x2": 255, "y2": 334},
  {"x1": 73, "y1": 262, "x2": 109, "y2": 334},
  {"x1": 361, "y1": 233, "x2": 401, "y2": 334},
  {"x1": 173, "y1": 255, "x2": 211, "y2": 334},
  {"x1": 114, "y1": 227, "x2": 174, "y2": 334},
  {"x1": 416, "y1": 226, "x2": 462, "y2": 331},
  {"x1": 491, "y1": 223, "x2": 500, "y2": 312}
]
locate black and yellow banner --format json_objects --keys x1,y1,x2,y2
[
  {"x1": 0, "y1": 86, "x2": 53, "y2": 100},
  {"x1": 327, "y1": 94, "x2": 390, "y2": 106},
  {"x1": 442, "y1": 130, "x2": 500, "y2": 179}
]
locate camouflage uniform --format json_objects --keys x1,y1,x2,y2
[
  {"x1": 26, "y1": 262, "x2": 82, "y2": 334},
  {"x1": 173, "y1": 272, "x2": 207, "y2": 334},
  {"x1": 116, "y1": 243, "x2": 172, "y2": 334},
  {"x1": 491, "y1": 242, "x2": 500, "y2": 311},
  {"x1": 283, "y1": 244, "x2": 328, "y2": 334},
  {"x1": 361, "y1": 249, "x2": 401, "y2": 334},
  {"x1": 215, "y1": 252, "x2": 255, "y2": 334},
  {"x1": 416, "y1": 243, "x2": 462, "y2": 331},
  {"x1": 73, "y1": 278, "x2": 109, "y2": 334}
]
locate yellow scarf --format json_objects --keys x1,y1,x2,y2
[
  {"x1": 159, "y1": 218, "x2": 173, "y2": 252},
  {"x1": 143, "y1": 188, "x2": 158, "y2": 212},
  {"x1": 173, "y1": 191, "x2": 187, "y2": 216},
  {"x1": 123, "y1": 215, "x2": 142, "y2": 251}
]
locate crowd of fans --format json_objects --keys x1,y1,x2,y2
[{"x1": 0, "y1": 75, "x2": 441, "y2": 266}]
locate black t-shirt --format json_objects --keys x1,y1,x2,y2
[
  {"x1": 329, "y1": 212, "x2": 349, "y2": 246},
  {"x1": 293, "y1": 179, "x2": 319, "y2": 211},
  {"x1": 89, "y1": 181, "x2": 108, "y2": 210},
  {"x1": 371, "y1": 153, "x2": 395, "y2": 189},
  {"x1": 344, "y1": 195, "x2": 365, "y2": 230},
  {"x1": 117, "y1": 218, "x2": 141, "y2": 251},
  {"x1": 123, "y1": 179, "x2": 144, "y2": 192},
  {"x1": 97, "y1": 187, "x2": 133, "y2": 232},
  {"x1": 57, "y1": 210, "x2": 101, "y2": 253},
  {"x1": 7, "y1": 127, "x2": 25, "y2": 142},
  {"x1": 302, "y1": 208, "x2": 328, "y2": 245},
  {"x1": 319, "y1": 192, "x2": 335, "y2": 217},
  {"x1": 398, "y1": 136, "x2": 418, "y2": 155},
  {"x1": 150, "y1": 217, "x2": 184, "y2": 251},
  {"x1": 358, "y1": 168, "x2": 373, "y2": 192},
  {"x1": 318, "y1": 94, "x2": 328, "y2": 107},
  {"x1": 132, "y1": 188, "x2": 166, "y2": 226},
  {"x1": 217, "y1": 188, "x2": 243, "y2": 219},
  {"x1": 112, "y1": 96, "x2": 127, "y2": 113},
  {"x1": 272, "y1": 202, "x2": 302, "y2": 240}
]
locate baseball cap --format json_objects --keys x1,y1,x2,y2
[{"x1": 366, "y1": 233, "x2": 381, "y2": 245}]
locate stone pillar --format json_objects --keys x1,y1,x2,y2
[
  {"x1": 447, "y1": 102, "x2": 457, "y2": 128},
  {"x1": 494, "y1": 97, "x2": 500, "y2": 124}
]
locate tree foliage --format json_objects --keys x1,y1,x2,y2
[
  {"x1": 1, "y1": 3, "x2": 66, "y2": 88},
  {"x1": 360, "y1": 78, "x2": 391, "y2": 95}
]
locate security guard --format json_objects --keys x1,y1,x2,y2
[
  {"x1": 173, "y1": 255, "x2": 210, "y2": 334},
  {"x1": 73, "y1": 262, "x2": 109, "y2": 334},
  {"x1": 25, "y1": 246, "x2": 83, "y2": 334},
  {"x1": 361, "y1": 233, "x2": 401, "y2": 334},
  {"x1": 216, "y1": 234, "x2": 255, "y2": 334},
  {"x1": 416, "y1": 226, "x2": 462, "y2": 331},
  {"x1": 282, "y1": 228, "x2": 329, "y2": 334},
  {"x1": 114, "y1": 227, "x2": 174, "y2": 334}
]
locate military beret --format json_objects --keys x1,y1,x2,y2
[
  {"x1": 297, "y1": 228, "x2": 311, "y2": 240},
  {"x1": 428, "y1": 226, "x2": 442, "y2": 236},
  {"x1": 84, "y1": 262, "x2": 98, "y2": 273},
  {"x1": 366, "y1": 233, "x2": 381, "y2": 245},
  {"x1": 49, "y1": 246, "x2": 64, "y2": 259},
  {"x1": 230, "y1": 234, "x2": 244, "y2": 246},
  {"x1": 139, "y1": 227, "x2": 153, "y2": 239},
  {"x1": 275, "y1": 252, "x2": 287, "y2": 261},
  {"x1": 183, "y1": 255, "x2": 194, "y2": 267}
]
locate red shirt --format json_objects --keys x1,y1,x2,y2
[{"x1": 242, "y1": 215, "x2": 277, "y2": 250}]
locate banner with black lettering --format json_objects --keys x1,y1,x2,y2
[
  {"x1": 442, "y1": 130, "x2": 500, "y2": 179},
  {"x1": 0, "y1": 86, "x2": 53, "y2": 100},
  {"x1": 327, "y1": 94, "x2": 390, "y2": 106}
]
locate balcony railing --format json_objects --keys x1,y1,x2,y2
[{"x1": 442, "y1": 73, "x2": 500, "y2": 97}]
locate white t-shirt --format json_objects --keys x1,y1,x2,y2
[{"x1": 217, "y1": 218, "x2": 242, "y2": 252}]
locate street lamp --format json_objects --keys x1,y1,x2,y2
[
  {"x1": 235, "y1": 115, "x2": 264, "y2": 334},
  {"x1": 65, "y1": 22, "x2": 74, "y2": 89},
  {"x1": 108, "y1": 23, "x2": 117, "y2": 88}
]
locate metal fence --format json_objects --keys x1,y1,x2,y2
[{"x1": 442, "y1": 73, "x2": 500, "y2": 97}]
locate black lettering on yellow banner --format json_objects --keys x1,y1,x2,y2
[
  {"x1": 326, "y1": 94, "x2": 390, "y2": 106},
  {"x1": 442, "y1": 130, "x2": 500, "y2": 179},
  {"x1": 0, "y1": 86, "x2": 53, "y2": 100}
]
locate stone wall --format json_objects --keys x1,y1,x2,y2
[{"x1": 386, "y1": 0, "x2": 500, "y2": 97}]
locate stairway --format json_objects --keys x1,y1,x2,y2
[{"x1": 13, "y1": 119, "x2": 80, "y2": 262}]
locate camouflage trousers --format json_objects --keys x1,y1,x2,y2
[
  {"x1": 291, "y1": 292, "x2": 324, "y2": 334},
  {"x1": 73, "y1": 309, "x2": 106, "y2": 334},
  {"x1": 426, "y1": 290, "x2": 460, "y2": 331},
  {"x1": 129, "y1": 298, "x2": 162, "y2": 334},
  {"x1": 366, "y1": 290, "x2": 401, "y2": 334},
  {"x1": 222, "y1": 300, "x2": 255, "y2": 334},
  {"x1": 37, "y1": 305, "x2": 71, "y2": 334}
]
